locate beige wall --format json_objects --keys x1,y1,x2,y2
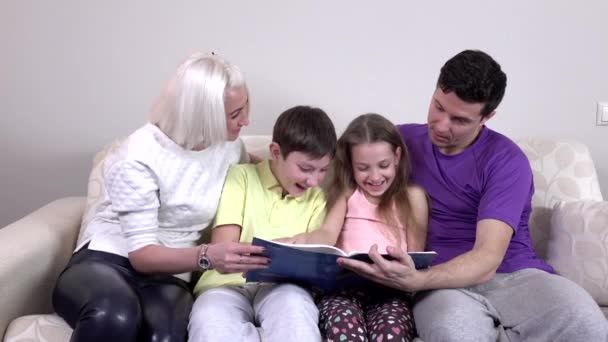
[{"x1": 1, "y1": 0, "x2": 607, "y2": 226}]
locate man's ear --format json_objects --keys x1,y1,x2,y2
[
  {"x1": 269, "y1": 142, "x2": 282, "y2": 161},
  {"x1": 481, "y1": 110, "x2": 496, "y2": 125}
]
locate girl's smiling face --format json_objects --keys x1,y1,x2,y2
[{"x1": 351, "y1": 141, "x2": 401, "y2": 203}]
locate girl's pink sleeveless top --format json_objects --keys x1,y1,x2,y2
[{"x1": 336, "y1": 188, "x2": 408, "y2": 254}]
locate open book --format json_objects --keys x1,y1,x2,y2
[{"x1": 246, "y1": 237, "x2": 437, "y2": 292}]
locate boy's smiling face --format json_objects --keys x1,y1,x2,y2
[{"x1": 269, "y1": 142, "x2": 331, "y2": 197}]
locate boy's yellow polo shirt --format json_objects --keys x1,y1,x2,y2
[{"x1": 193, "y1": 159, "x2": 327, "y2": 294}]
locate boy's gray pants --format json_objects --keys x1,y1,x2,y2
[{"x1": 188, "y1": 282, "x2": 321, "y2": 342}]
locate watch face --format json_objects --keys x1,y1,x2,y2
[{"x1": 199, "y1": 256, "x2": 211, "y2": 270}]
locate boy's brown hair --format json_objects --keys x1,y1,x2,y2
[{"x1": 272, "y1": 106, "x2": 337, "y2": 159}]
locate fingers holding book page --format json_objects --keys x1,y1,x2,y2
[{"x1": 338, "y1": 244, "x2": 426, "y2": 292}]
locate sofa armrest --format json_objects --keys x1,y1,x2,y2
[{"x1": 0, "y1": 197, "x2": 85, "y2": 339}]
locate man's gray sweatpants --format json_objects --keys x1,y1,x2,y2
[{"x1": 413, "y1": 268, "x2": 607, "y2": 342}]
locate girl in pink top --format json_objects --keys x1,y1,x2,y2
[{"x1": 289, "y1": 113, "x2": 429, "y2": 342}]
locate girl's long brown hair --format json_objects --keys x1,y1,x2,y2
[{"x1": 326, "y1": 113, "x2": 414, "y2": 242}]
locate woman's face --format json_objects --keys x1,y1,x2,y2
[{"x1": 224, "y1": 86, "x2": 249, "y2": 141}]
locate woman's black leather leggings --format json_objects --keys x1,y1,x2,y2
[{"x1": 52, "y1": 246, "x2": 193, "y2": 342}]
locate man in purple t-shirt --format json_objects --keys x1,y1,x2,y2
[
  {"x1": 340, "y1": 50, "x2": 606, "y2": 341},
  {"x1": 399, "y1": 123, "x2": 553, "y2": 275}
]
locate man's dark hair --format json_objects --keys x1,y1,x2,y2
[
  {"x1": 437, "y1": 50, "x2": 507, "y2": 117},
  {"x1": 272, "y1": 105, "x2": 337, "y2": 159}
]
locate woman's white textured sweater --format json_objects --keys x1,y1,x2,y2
[{"x1": 77, "y1": 124, "x2": 245, "y2": 269}]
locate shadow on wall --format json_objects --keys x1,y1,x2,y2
[{"x1": 0, "y1": 152, "x2": 93, "y2": 228}]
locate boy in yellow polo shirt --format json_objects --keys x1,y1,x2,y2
[{"x1": 188, "y1": 106, "x2": 337, "y2": 342}]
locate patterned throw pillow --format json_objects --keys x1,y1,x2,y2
[
  {"x1": 547, "y1": 200, "x2": 608, "y2": 305},
  {"x1": 516, "y1": 139, "x2": 603, "y2": 260}
]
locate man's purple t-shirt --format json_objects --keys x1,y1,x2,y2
[{"x1": 399, "y1": 123, "x2": 552, "y2": 273}]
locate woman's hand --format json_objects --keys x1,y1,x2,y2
[{"x1": 206, "y1": 242, "x2": 269, "y2": 274}]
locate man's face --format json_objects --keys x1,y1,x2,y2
[
  {"x1": 270, "y1": 143, "x2": 331, "y2": 197},
  {"x1": 427, "y1": 87, "x2": 494, "y2": 155}
]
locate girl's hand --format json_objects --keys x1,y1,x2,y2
[{"x1": 206, "y1": 242, "x2": 269, "y2": 274}]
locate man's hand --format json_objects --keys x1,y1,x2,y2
[
  {"x1": 338, "y1": 244, "x2": 425, "y2": 292},
  {"x1": 340, "y1": 219, "x2": 514, "y2": 291}
]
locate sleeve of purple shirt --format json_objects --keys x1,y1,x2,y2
[{"x1": 476, "y1": 143, "x2": 533, "y2": 235}]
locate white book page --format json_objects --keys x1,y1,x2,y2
[
  {"x1": 347, "y1": 250, "x2": 437, "y2": 257},
  {"x1": 269, "y1": 240, "x2": 348, "y2": 256},
  {"x1": 262, "y1": 238, "x2": 437, "y2": 259}
]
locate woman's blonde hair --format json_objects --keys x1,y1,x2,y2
[{"x1": 150, "y1": 52, "x2": 245, "y2": 149}]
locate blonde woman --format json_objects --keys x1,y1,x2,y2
[{"x1": 52, "y1": 53, "x2": 268, "y2": 342}]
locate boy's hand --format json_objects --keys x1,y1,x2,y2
[{"x1": 206, "y1": 242, "x2": 270, "y2": 274}]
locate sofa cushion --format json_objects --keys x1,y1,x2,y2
[
  {"x1": 516, "y1": 139, "x2": 604, "y2": 259},
  {"x1": 240, "y1": 135, "x2": 271, "y2": 159},
  {"x1": 4, "y1": 314, "x2": 71, "y2": 342},
  {"x1": 547, "y1": 200, "x2": 608, "y2": 305}
]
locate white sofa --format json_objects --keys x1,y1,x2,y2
[{"x1": 1, "y1": 136, "x2": 606, "y2": 341}]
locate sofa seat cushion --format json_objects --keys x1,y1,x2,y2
[
  {"x1": 3, "y1": 313, "x2": 422, "y2": 342},
  {"x1": 4, "y1": 314, "x2": 71, "y2": 342}
]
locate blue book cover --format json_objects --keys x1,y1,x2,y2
[{"x1": 246, "y1": 237, "x2": 437, "y2": 292}]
